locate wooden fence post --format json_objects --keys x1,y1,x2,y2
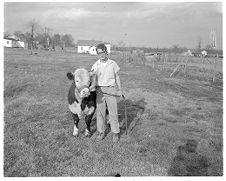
[
  {"x1": 212, "y1": 56, "x2": 218, "y2": 83},
  {"x1": 161, "y1": 54, "x2": 164, "y2": 71},
  {"x1": 162, "y1": 54, "x2": 165, "y2": 70},
  {"x1": 184, "y1": 56, "x2": 188, "y2": 74},
  {"x1": 152, "y1": 57, "x2": 155, "y2": 68},
  {"x1": 170, "y1": 63, "x2": 181, "y2": 77}
]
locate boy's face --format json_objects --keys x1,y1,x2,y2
[{"x1": 97, "y1": 48, "x2": 107, "y2": 60}]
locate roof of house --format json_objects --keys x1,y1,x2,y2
[
  {"x1": 4, "y1": 35, "x2": 20, "y2": 41},
  {"x1": 77, "y1": 40, "x2": 110, "y2": 46}
]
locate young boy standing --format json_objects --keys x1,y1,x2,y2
[{"x1": 91, "y1": 43, "x2": 123, "y2": 143}]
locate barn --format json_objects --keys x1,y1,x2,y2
[
  {"x1": 4, "y1": 36, "x2": 25, "y2": 48},
  {"x1": 77, "y1": 40, "x2": 111, "y2": 55}
]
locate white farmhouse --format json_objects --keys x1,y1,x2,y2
[
  {"x1": 4, "y1": 35, "x2": 25, "y2": 48},
  {"x1": 77, "y1": 40, "x2": 111, "y2": 55}
]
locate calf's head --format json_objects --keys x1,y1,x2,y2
[{"x1": 67, "y1": 68, "x2": 91, "y2": 98}]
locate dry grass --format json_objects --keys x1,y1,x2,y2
[{"x1": 4, "y1": 48, "x2": 223, "y2": 176}]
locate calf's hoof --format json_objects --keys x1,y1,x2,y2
[
  {"x1": 96, "y1": 132, "x2": 105, "y2": 141},
  {"x1": 85, "y1": 129, "x2": 91, "y2": 137},
  {"x1": 73, "y1": 130, "x2": 79, "y2": 137}
]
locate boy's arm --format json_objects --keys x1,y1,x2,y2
[
  {"x1": 89, "y1": 64, "x2": 97, "y2": 92},
  {"x1": 89, "y1": 73, "x2": 97, "y2": 92}
]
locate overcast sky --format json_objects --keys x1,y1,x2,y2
[{"x1": 4, "y1": 2, "x2": 223, "y2": 49}]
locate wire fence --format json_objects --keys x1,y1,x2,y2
[{"x1": 116, "y1": 51, "x2": 222, "y2": 84}]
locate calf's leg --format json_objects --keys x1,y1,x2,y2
[
  {"x1": 84, "y1": 112, "x2": 95, "y2": 137},
  {"x1": 72, "y1": 113, "x2": 79, "y2": 136}
]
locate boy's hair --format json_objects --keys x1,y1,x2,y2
[{"x1": 96, "y1": 43, "x2": 108, "y2": 53}]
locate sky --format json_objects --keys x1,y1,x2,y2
[{"x1": 3, "y1": 1, "x2": 223, "y2": 49}]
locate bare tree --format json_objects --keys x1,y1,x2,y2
[
  {"x1": 197, "y1": 36, "x2": 202, "y2": 50},
  {"x1": 13, "y1": 31, "x2": 26, "y2": 41},
  {"x1": 4, "y1": 31, "x2": 11, "y2": 38},
  {"x1": 26, "y1": 19, "x2": 40, "y2": 54},
  {"x1": 117, "y1": 40, "x2": 126, "y2": 47},
  {"x1": 44, "y1": 27, "x2": 53, "y2": 37},
  {"x1": 171, "y1": 44, "x2": 180, "y2": 54},
  {"x1": 52, "y1": 34, "x2": 61, "y2": 46},
  {"x1": 61, "y1": 34, "x2": 75, "y2": 47},
  {"x1": 44, "y1": 27, "x2": 54, "y2": 49}
]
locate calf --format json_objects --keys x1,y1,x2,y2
[{"x1": 67, "y1": 68, "x2": 96, "y2": 137}]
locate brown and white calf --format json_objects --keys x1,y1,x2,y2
[{"x1": 67, "y1": 68, "x2": 96, "y2": 137}]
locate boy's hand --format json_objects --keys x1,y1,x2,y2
[{"x1": 118, "y1": 90, "x2": 125, "y2": 99}]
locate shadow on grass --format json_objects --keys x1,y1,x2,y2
[
  {"x1": 168, "y1": 139, "x2": 209, "y2": 176},
  {"x1": 88, "y1": 98, "x2": 146, "y2": 137},
  {"x1": 118, "y1": 98, "x2": 146, "y2": 136}
]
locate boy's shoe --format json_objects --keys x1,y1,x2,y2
[
  {"x1": 113, "y1": 133, "x2": 119, "y2": 143},
  {"x1": 97, "y1": 132, "x2": 105, "y2": 141}
]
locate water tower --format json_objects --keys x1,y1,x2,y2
[{"x1": 211, "y1": 29, "x2": 217, "y2": 49}]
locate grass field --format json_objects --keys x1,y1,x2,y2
[{"x1": 4, "y1": 48, "x2": 223, "y2": 176}]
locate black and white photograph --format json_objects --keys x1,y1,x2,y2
[{"x1": 2, "y1": 0, "x2": 224, "y2": 177}]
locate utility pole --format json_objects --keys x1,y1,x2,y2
[
  {"x1": 31, "y1": 24, "x2": 34, "y2": 55},
  {"x1": 211, "y1": 29, "x2": 217, "y2": 83},
  {"x1": 211, "y1": 29, "x2": 217, "y2": 49}
]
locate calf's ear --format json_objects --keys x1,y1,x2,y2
[{"x1": 67, "y1": 72, "x2": 74, "y2": 80}]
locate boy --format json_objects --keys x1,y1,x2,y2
[{"x1": 91, "y1": 43, "x2": 123, "y2": 143}]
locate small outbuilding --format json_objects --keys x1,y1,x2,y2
[{"x1": 201, "y1": 50, "x2": 207, "y2": 57}]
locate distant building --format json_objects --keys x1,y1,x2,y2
[
  {"x1": 4, "y1": 35, "x2": 25, "y2": 48},
  {"x1": 201, "y1": 50, "x2": 207, "y2": 57},
  {"x1": 77, "y1": 40, "x2": 111, "y2": 55},
  {"x1": 189, "y1": 49, "x2": 208, "y2": 57},
  {"x1": 145, "y1": 52, "x2": 162, "y2": 56},
  {"x1": 183, "y1": 50, "x2": 192, "y2": 56}
]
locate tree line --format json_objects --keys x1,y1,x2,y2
[{"x1": 4, "y1": 19, "x2": 75, "y2": 50}]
